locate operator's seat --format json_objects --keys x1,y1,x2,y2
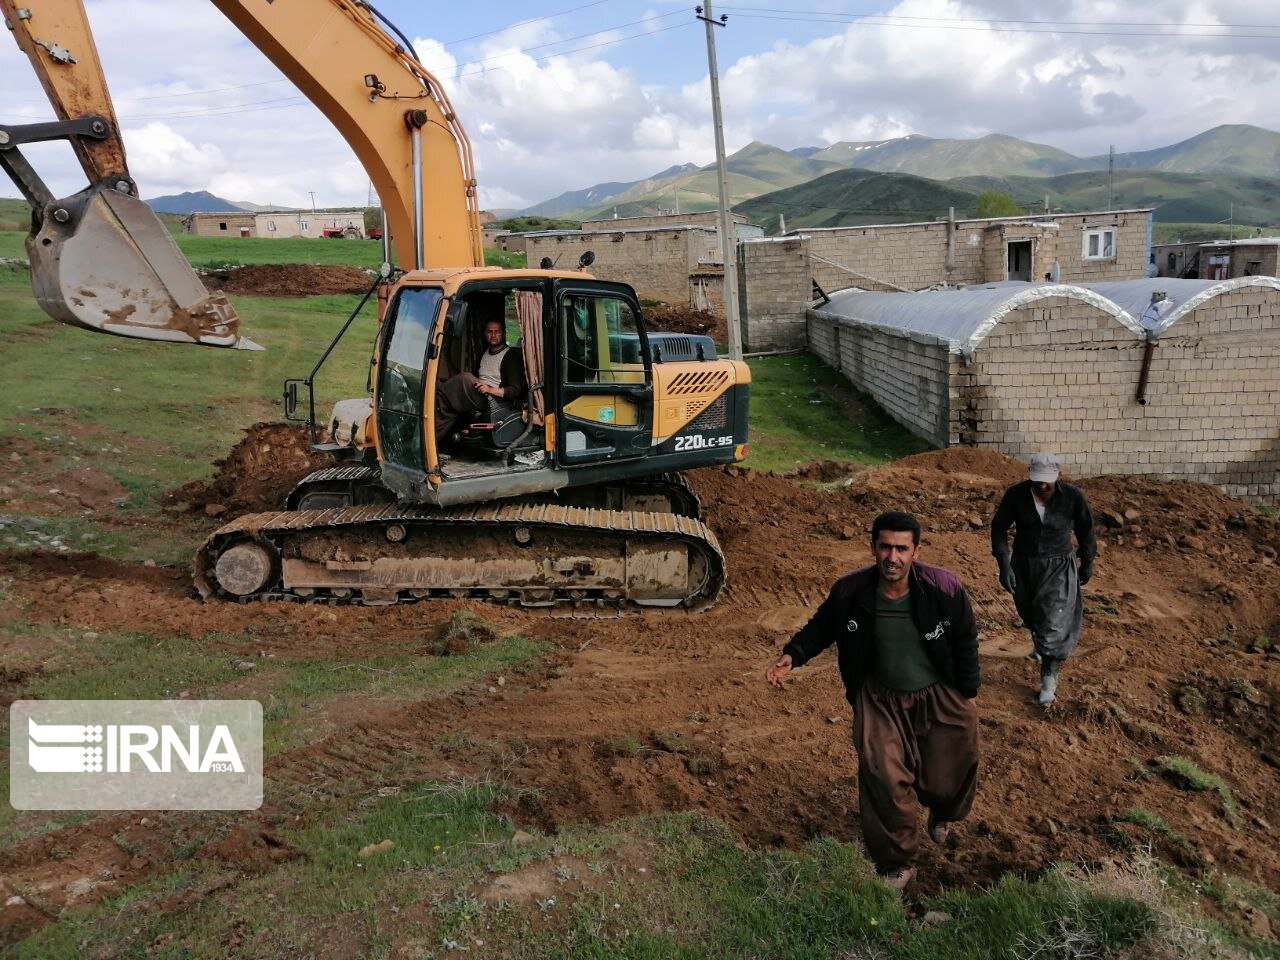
[{"x1": 452, "y1": 338, "x2": 531, "y2": 453}]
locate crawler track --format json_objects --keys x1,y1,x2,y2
[{"x1": 194, "y1": 500, "x2": 724, "y2": 612}]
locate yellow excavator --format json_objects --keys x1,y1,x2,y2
[{"x1": 2, "y1": 0, "x2": 749, "y2": 611}]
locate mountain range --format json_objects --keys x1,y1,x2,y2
[{"x1": 525, "y1": 124, "x2": 1280, "y2": 225}]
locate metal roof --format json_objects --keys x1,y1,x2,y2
[{"x1": 810, "y1": 276, "x2": 1280, "y2": 354}]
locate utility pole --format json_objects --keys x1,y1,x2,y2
[
  {"x1": 697, "y1": 2, "x2": 742, "y2": 360},
  {"x1": 1107, "y1": 145, "x2": 1114, "y2": 212},
  {"x1": 309, "y1": 191, "x2": 317, "y2": 213}
]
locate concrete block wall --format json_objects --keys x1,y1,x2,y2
[
  {"x1": 582, "y1": 212, "x2": 745, "y2": 232},
  {"x1": 522, "y1": 229, "x2": 714, "y2": 304},
  {"x1": 807, "y1": 289, "x2": 1279, "y2": 504},
  {"x1": 1198, "y1": 243, "x2": 1280, "y2": 280},
  {"x1": 954, "y1": 298, "x2": 1144, "y2": 471},
  {"x1": 802, "y1": 210, "x2": 1151, "y2": 294},
  {"x1": 739, "y1": 238, "x2": 812, "y2": 352},
  {"x1": 956, "y1": 292, "x2": 1280, "y2": 504},
  {"x1": 807, "y1": 311, "x2": 953, "y2": 446},
  {"x1": 1149, "y1": 288, "x2": 1280, "y2": 501}
]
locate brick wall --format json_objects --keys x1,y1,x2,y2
[
  {"x1": 522, "y1": 228, "x2": 715, "y2": 304},
  {"x1": 808, "y1": 311, "x2": 953, "y2": 445},
  {"x1": 802, "y1": 210, "x2": 1151, "y2": 294},
  {"x1": 739, "y1": 238, "x2": 812, "y2": 352}
]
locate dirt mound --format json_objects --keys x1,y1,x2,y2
[
  {"x1": 167, "y1": 423, "x2": 329, "y2": 518},
  {"x1": 202, "y1": 264, "x2": 374, "y2": 298},
  {"x1": 644, "y1": 303, "x2": 725, "y2": 344}
]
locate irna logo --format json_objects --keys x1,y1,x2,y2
[{"x1": 28, "y1": 718, "x2": 245, "y2": 774}]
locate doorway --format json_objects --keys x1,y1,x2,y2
[{"x1": 1007, "y1": 241, "x2": 1033, "y2": 281}]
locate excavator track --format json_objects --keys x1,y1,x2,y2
[{"x1": 194, "y1": 501, "x2": 724, "y2": 612}]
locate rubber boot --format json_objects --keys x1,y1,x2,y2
[{"x1": 1038, "y1": 657, "x2": 1061, "y2": 707}]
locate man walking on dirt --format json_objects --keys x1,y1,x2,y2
[
  {"x1": 764, "y1": 511, "x2": 980, "y2": 892},
  {"x1": 990, "y1": 453, "x2": 1096, "y2": 708}
]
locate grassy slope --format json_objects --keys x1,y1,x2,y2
[
  {"x1": 736, "y1": 168, "x2": 979, "y2": 233},
  {"x1": 954, "y1": 168, "x2": 1280, "y2": 225}
]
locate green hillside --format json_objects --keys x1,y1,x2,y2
[
  {"x1": 570, "y1": 142, "x2": 845, "y2": 220},
  {"x1": 815, "y1": 133, "x2": 1084, "y2": 178},
  {"x1": 954, "y1": 168, "x2": 1280, "y2": 225},
  {"x1": 735, "y1": 168, "x2": 980, "y2": 232},
  {"x1": 0, "y1": 197, "x2": 30, "y2": 233},
  {"x1": 1100, "y1": 124, "x2": 1280, "y2": 179}
]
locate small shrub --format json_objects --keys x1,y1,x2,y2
[
  {"x1": 429, "y1": 612, "x2": 500, "y2": 656},
  {"x1": 1173, "y1": 684, "x2": 1207, "y2": 715},
  {"x1": 1154, "y1": 756, "x2": 1240, "y2": 825},
  {"x1": 606, "y1": 736, "x2": 643, "y2": 757}
]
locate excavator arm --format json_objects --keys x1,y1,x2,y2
[{"x1": 1, "y1": 0, "x2": 483, "y2": 348}]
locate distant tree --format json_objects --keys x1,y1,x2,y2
[
  {"x1": 497, "y1": 216, "x2": 582, "y2": 232},
  {"x1": 975, "y1": 190, "x2": 1023, "y2": 218},
  {"x1": 363, "y1": 207, "x2": 381, "y2": 233}
]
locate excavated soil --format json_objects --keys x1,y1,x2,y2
[
  {"x1": 202, "y1": 264, "x2": 374, "y2": 299},
  {"x1": 644, "y1": 303, "x2": 726, "y2": 344},
  {"x1": 3, "y1": 434, "x2": 1280, "y2": 942},
  {"x1": 166, "y1": 423, "x2": 331, "y2": 519}
]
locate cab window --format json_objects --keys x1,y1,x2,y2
[{"x1": 560, "y1": 294, "x2": 644, "y2": 385}]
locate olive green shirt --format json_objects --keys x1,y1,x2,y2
[{"x1": 873, "y1": 590, "x2": 943, "y2": 691}]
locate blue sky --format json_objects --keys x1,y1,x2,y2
[{"x1": 3, "y1": 1, "x2": 1279, "y2": 211}]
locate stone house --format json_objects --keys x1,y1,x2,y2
[{"x1": 1197, "y1": 239, "x2": 1280, "y2": 281}]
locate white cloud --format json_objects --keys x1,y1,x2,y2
[{"x1": 3, "y1": 0, "x2": 1280, "y2": 217}]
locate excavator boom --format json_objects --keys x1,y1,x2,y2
[{"x1": 2, "y1": 0, "x2": 484, "y2": 348}]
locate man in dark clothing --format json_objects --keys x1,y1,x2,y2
[
  {"x1": 991, "y1": 452, "x2": 1096, "y2": 708},
  {"x1": 765, "y1": 511, "x2": 980, "y2": 892},
  {"x1": 434, "y1": 317, "x2": 526, "y2": 442}
]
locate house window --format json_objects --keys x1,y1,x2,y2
[
  {"x1": 219, "y1": 221, "x2": 228, "y2": 231},
  {"x1": 1246, "y1": 260, "x2": 1262, "y2": 276},
  {"x1": 1082, "y1": 228, "x2": 1115, "y2": 260},
  {"x1": 300, "y1": 220, "x2": 310, "y2": 232},
  {"x1": 266, "y1": 221, "x2": 277, "y2": 232}
]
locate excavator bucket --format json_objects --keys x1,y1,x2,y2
[{"x1": 26, "y1": 183, "x2": 260, "y2": 350}]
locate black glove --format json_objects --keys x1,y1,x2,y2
[
  {"x1": 997, "y1": 558, "x2": 1016, "y2": 594},
  {"x1": 1079, "y1": 559, "x2": 1094, "y2": 586}
]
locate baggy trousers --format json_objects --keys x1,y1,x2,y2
[
  {"x1": 1011, "y1": 552, "x2": 1083, "y2": 662},
  {"x1": 434, "y1": 372, "x2": 488, "y2": 442},
  {"x1": 854, "y1": 677, "x2": 979, "y2": 873}
]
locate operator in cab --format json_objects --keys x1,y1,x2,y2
[{"x1": 434, "y1": 317, "x2": 526, "y2": 442}]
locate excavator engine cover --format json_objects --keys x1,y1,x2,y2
[{"x1": 27, "y1": 183, "x2": 259, "y2": 349}]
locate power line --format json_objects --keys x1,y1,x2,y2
[
  {"x1": 441, "y1": 0, "x2": 617, "y2": 47},
  {"x1": 450, "y1": 10, "x2": 687, "y2": 71},
  {"x1": 719, "y1": 5, "x2": 1280, "y2": 31},
  {"x1": 719, "y1": 7, "x2": 1280, "y2": 39},
  {"x1": 125, "y1": 79, "x2": 288, "y2": 101}
]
